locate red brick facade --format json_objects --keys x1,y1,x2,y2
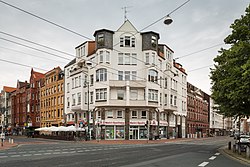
[{"x1": 186, "y1": 82, "x2": 210, "y2": 138}]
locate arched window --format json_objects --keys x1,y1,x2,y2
[
  {"x1": 148, "y1": 69, "x2": 158, "y2": 83},
  {"x1": 96, "y1": 68, "x2": 107, "y2": 82}
]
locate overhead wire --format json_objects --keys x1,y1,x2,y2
[
  {"x1": 0, "y1": 45, "x2": 67, "y2": 63},
  {"x1": 0, "y1": 0, "x2": 93, "y2": 41}
]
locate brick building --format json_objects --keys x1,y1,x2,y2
[
  {"x1": 40, "y1": 67, "x2": 64, "y2": 127},
  {"x1": 186, "y1": 82, "x2": 210, "y2": 138}
]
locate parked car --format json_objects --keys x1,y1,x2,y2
[{"x1": 239, "y1": 135, "x2": 250, "y2": 144}]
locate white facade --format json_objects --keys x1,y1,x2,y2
[
  {"x1": 0, "y1": 88, "x2": 13, "y2": 132},
  {"x1": 210, "y1": 98, "x2": 233, "y2": 136},
  {"x1": 64, "y1": 20, "x2": 187, "y2": 140}
]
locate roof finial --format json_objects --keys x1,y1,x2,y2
[{"x1": 122, "y1": 6, "x2": 132, "y2": 22}]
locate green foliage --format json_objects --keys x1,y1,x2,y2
[{"x1": 210, "y1": 5, "x2": 250, "y2": 118}]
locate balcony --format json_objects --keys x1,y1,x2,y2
[{"x1": 109, "y1": 80, "x2": 146, "y2": 88}]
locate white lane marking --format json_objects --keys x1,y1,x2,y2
[
  {"x1": 38, "y1": 150, "x2": 45, "y2": 153},
  {"x1": 43, "y1": 153, "x2": 52, "y2": 155},
  {"x1": 23, "y1": 154, "x2": 32, "y2": 157},
  {"x1": 198, "y1": 162, "x2": 209, "y2": 167},
  {"x1": 19, "y1": 152, "x2": 27, "y2": 154},
  {"x1": 29, "y1": 151, "x2": 36, "y2": 153},
  {"x1": 214, "y1": 153, "x2": 220, "y2": 156},
  {"x1": 77, "y1": 150, "x2": 84, "y2": 153},
  {"x1": 62, "y1": 149, "x2": 68, "y2": 151},
  {"x1": 34, "y1": 153, "x2": 42, "y2": 156},
  {"x1": 8, "y1": 152, "x2": 17, "y2": 154},
  {"x1": 0, "y1": 156, "x2": 8, "y2": 158},
  {"x1": 55, "y1": 149, "x2": 61, "y2": 151},
  {"x1": 209, "y1": 156, "x2": 217, "y2": 160},
  {"x1": 10, "y1": 155, "x2": 21, "y2": 157},
  {"x1": 53, "y1": 152, "x2": 61, "y2": 155},
  {"x1": 62, "y1": 152, "x2": 69, "y2": 154}
]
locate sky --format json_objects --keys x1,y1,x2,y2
[{"x1": 0, "y1": 0, "x2": 249, "y2": 94}]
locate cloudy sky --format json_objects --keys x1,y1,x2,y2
[{"x1": 0, "y1": 0, "x2": 249, "y2": 94}]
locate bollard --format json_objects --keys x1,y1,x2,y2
[
  {"x1": 228, "y1": 141, "x2": 231, "y2": 150},
  {"x1": 11, "y1": 139, "x2": 14, "y2": 144},
  {"x1": 246, "y1": 145, "x2": 250, "y2": 159},
  {"x1": 233, "y1": 144, "x2": 236, "y2": 152}
]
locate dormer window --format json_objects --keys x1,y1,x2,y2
[
  {"x1": 151, "y1": 36, "x2": 157, "y2": 48},
  {"x1": 120, "y1": 36, "x2": 135, "y2": 47},
  {"x1": 97, "y1": 34, "x2": 104, "y2": 46}
]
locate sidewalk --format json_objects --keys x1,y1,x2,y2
[
  {"x1": 220, "y1": 146, "x2": 250, "y2": 166},
  {"x1": 83, "y1": 137, "x2": 210, "y2": 145},
  {"x1": 0, "y1": 141, "x2": 18, "y2": 150}
]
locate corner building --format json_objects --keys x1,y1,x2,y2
[{"x1": 64, "y1": 20, "x2": 187, "y2": 140}]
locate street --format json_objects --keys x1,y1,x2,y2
[{"x1": 0, "y1": 136, "x2": 248, "y2": 167}]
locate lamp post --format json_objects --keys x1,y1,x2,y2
[{"x1": 85, "y1": 60, "x2": 92, "y2": 140}]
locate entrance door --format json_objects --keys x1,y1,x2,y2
[{"x1": 129, "y1": 126, "x2": 139, "y2": 140}]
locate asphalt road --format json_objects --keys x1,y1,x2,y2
[{"x1": 0, "y1": 136, "x2": 248, "y2": 167}]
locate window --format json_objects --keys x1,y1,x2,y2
[
  {"x1": 151, "y1": 36, "x2": 157, "y2": 47},
  {"x1": 96, "y1": 68, "x2": 107, "y2": 82},
  {"x1": 141, "y1": 111, "x2": 147, "y2": 119},
  {"x1": 106, "y1": 51, "x2": 110, "y2": 63},
  {"x1": 118, "y1": 71, "x2": 123, "y2": 80},
  {"x1": 148, "y1": 69, "x2": 158, "y2": 83},
  {"x1": 107, "y1": 111, "x2": 113, "y2": 118},
  {"x1": 90, "y1": 75, "x2": 94, "y2": 85},
  {"x1": 170, "y1": 95, "x2": 173, "y2": 105},
  {"x1": 125, "y1": 71, "x2": 130, "y2": 81},
  {"x1": 85, "y1": 92, "x2": 87, "y2": 104},
  {"x1": 145, "y1": 53, "x2": 149, "y2": 64},
  {"x1": 99, "y1": 51, "x2": 104, "y2": 63},
  {"x1": 164, "y1": 78, "x2": 168, "y2": 89},
  {"x1": 117, "y1": 89, "x2": 125, "y2": 100},
  {"x1": 148, "y1": 89, "x2": 158, "y2": 101},
  {"x1": 164, "y1": 94, "x2": 168, "y2": 105},
  {"x1": 67, "y1": 97, "x2": 70, "y2": 107},
  {"x1": 131, "y1": 53, "x2": 137, "y2": 65},
  {"x1": 77, "y1": 92, "x2": 81, "y2": 105},
  {"x1": 79, "y1": 76, "x2": 81, "y2": 87},
  {"x1": 90, "y1": 92, "x2": 93, "y2": 103},
  {"x1": 72, "y1": 78, "x2": 75, "y2": 89},
  {"x1": 96, "y1": 88, "x2": 107, "y2": 101},
  {"x1": 117, "y1": 111, "x2": 123, "y2": 118},
  {"x1": 130, "y1": 89, "x2": 138, "y2": 100},
  {"x1": 124, "y1": 53, "x2": 130, "y2": 65},
  {"x1": 152, "y1": 52, "x2": 156, "y2": 64},
  {"x1": 97, "y1": 34, "x2": 104, "y2": 45},
  {"x1": 72, "y1": 94, "x2": 76, "y2": 106},
  {"x1": 75, "y1": 77, "x2": 79, "y2": 88},
  {"x1": 118, "y1": 53, "x2": 123, "y2": 65},
  {"x1": 120, "y1": 37, "x2": 124, "y2": 47},
  {"x1": 132, "y1": 111, "x2": 138, "y2": 118},
  {"x1": 174, "y1": 96, "x2": 177, "y2": 106},
  {"x1": 125, "y1": 36, "x2": 130, "y2": 47},
  {"x1": 131, "y1": 71, "x2": 137, "y2": 80},
  {"x1": 131, "y1": 38, "x2": 135, "y2": 47}
]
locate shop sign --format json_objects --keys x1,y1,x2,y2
[
  {"x1": 102, "y1": 121, "x2": 125, "y2": 125},
  {"x1": 129, "y1": 121, "x2": 145, "y2": 125},
  {"x1": 160, "y1": 122, "x2": 168, "y2": 126}
]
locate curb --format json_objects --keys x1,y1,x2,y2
[{"x1": 219, "y1": 146, "x2": 250, "y2": 167}]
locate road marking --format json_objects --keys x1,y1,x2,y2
[
  {"x1": 23, "y1": 154, "x2": 32, "y2": 157},
  {"x1": 10, "y1": 155, "x2": 21, "y2": 157},
  {"x1": 53, "y1": 152, "x2": 61, "y2": 155},
  {"x1": 62, "y1": 149, "x2": 68, "y2": 151},
  {"x1": 34, "y1": 154, "x2": 42, "y2": 156},
  {"x1": 43, "y1": 153, "x2": 52, "y2": 155},
  {"x1": 0, "y1": 156, "x2": 8, "y2": 158},
  {"x1": 209, "y1": 156, "x2": 216, "y2": 160},
  {"x1": 19, "y1": 152, "x2": 26, "y2": 154},
  {"x1": 61, "y1": 152, "x2": 69, "y2": 154},
  {"x1": 29, "y1": 151, "x2": 36, "y2": 153},
  {"x1": 38, "y1": 150, "x2": 45, "y2": 153},
  {"x1": 214, "y1": 153, "x2": 220, "y2": 156},
  {"x1": 77, "y1": 150, "x2": 84, "y2": 153},
  {"x1": 8, "y1": 152, "x2": 17, "y2": 154},
  {"x1": 198, "y1": 162, "x2": 209, "y2": 167},
  {"x1": 55, "y1": 149, "x2": 61, "y2": 151}
]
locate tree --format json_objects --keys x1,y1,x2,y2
[{"x1": 210, "y1": 5, "x2": 250, "y2": 118}]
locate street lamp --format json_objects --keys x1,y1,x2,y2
[{"x1": 164, "y1": 15, "x2": 173, "y2": 25}]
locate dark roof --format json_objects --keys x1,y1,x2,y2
[
  {"x1": 93, "y1": 29, "x2": 114, "y2": 37},
  {"x1": 64, "y1": 58, "x2": 76, "y2": 68},
  {"x1": 140, "y1": 31, "x2": 160, "y2": 39}
]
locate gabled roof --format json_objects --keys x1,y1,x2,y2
[
  {"x1": 31, "y1": 68, "x2": 45, "y2": 79},
  {"x1": 3, "y1": 86, "x2": 16, "y2": 93},
  {"x1": 117, "y1": 20, "x2": 138, "y2": 33}
]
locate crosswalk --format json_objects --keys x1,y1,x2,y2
[{"x1": 0, "y1": 144, "x2": 145, "y2": 159}]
